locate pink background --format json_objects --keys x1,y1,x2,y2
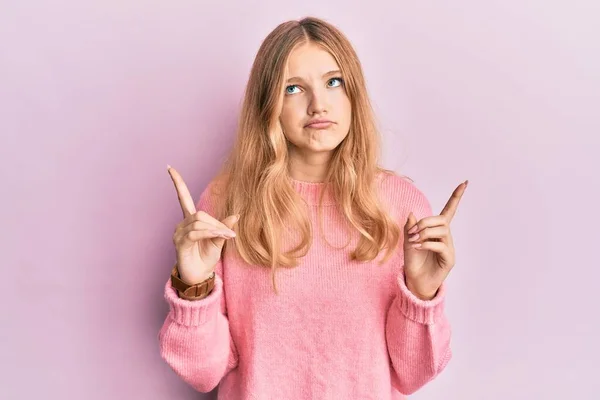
[{"x1": 2, "y1": 1, "x2": 599, "y2": 399}]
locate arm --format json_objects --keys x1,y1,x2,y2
[
  {"x1": 158, "y1": 262, "x2": 239, "y2": 392},
  {"x1": 385, "y1": 271, "x2": 452, "y2": 395},
  {"x1": 158, "y1": 183, "x2": 239, "y2": 392},
  {"x1": 385, "y1": 181, "x2": 452, "y2": 394}
]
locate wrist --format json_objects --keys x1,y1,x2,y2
[
  {"x1": 405, "y1": 277, "x2": 438, "y2": 301},
  {"x1": 414, "y1": 290, "x2": 437, "y2": 301},
  {"x1": 179, "y1": 269, "x2": 214, "y2": 286},
  {"x1": 171, "y1": 265, "x2": 216, "y2": 301}
]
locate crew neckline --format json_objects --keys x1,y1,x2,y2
[{"x1": 289, "y1": 178, "x2": 336, "y2": 206}]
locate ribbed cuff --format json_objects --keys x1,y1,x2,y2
[
  {"x1": 163, "y1": 274, "x2": 223, "y2": 327},
  {"x1": 396, "y1": 271, "x2": 446, "y2": 325}
]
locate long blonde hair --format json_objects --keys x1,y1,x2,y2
[{"x1": 212, "y1": 17, "x2": 401, "y2": 292}]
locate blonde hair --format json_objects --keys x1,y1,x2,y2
[{"x1": 212, "y1": 17, "x2": 401, "y2": 292}]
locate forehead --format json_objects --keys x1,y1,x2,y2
[{"x1": 285, "y1": 42, "x2": 340, "y2": 78}]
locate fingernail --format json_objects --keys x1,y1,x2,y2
[
  {"x1": 167, "y1": 164, "x2": 171, "y2": 170},
  {"x1": 411, "y1": 243, "x2": 422, "y2": 249},
  {"x1": 408, "y1": 225, "x2": 418, "y2": 234},
  {"x1": 235, "y1": 214, "x2": 240, "y2": 221},
  {"x1": 408, "y1": 234, "x2": 420, "y2": 242}
]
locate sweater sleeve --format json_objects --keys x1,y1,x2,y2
[
  {"x1": 385, "y1": 271, "x2": 452, "y2": 394},
  {"x1": 384, "y1": 180, "x2": 452, "y2": 395},
  {"x1": 158, "y1": 182, "x2": 239, "y2": 393}
]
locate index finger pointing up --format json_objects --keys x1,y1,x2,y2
[
  {"x1": 167, "y1": 165, "x2": 197, "y2": 218},
  {"x1": 440, "y1": 180, "x2": 469, "y2": 222}
]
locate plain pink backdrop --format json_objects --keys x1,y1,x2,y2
[{"x1": 2, "y1": 1, "x2": 599, "y2": 399}]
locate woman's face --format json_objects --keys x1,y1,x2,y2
[{"x1": 279, "y1": 42, "x2": 352, "y2": 158}]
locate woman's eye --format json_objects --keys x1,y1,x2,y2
[
  {"x1": 285, "y1": 85, "x2": 300, "y2": 94},
  {"x1": 327, "y1": 77, "x2": 343, "y2": 88}
]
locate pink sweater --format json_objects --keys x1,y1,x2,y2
[{"x1": 159, "y1": 174, "x2": 452, "y2": 399}]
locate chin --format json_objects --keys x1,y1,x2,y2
[
  {"x1": 288, "y1": 133, "x2": 347, "y2": 155},
  {"x1": 306, "y1": 142, "x2": 344, "y2": 154}
]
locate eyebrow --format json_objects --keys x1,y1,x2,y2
[{"x1": 286, "y1": 70, "x2": 341, "y2": 83}]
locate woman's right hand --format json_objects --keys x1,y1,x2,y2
[{"x1": 167, "y1": 165, "x2": 239, "y2": 285}]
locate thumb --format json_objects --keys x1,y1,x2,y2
[
  {"x1": 221, "y1": 214, "x2": 240, "y2": 230},
  {"x1": 404, "y1": 212, "x2": 418, "y2": 245},
  {"x1": 211, "y1": 214, "x2": 240, "y2": 249}
]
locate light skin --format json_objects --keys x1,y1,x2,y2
[
  {"x1": 403, "y1": 181, "x2": 469, "y2": 300},
  {"x1": 277, "y1": 41, "x2": 469, "y2": 300},
  {"x1": 279, "y1": 42, "x2": 352, "y2": 182},
  {"x1": 166, "y1": 42, "x2": 469, "y2": 300},
  {"x1": 167, "y1": 165, "x2": 238, "y2": 287},
  {"x1": 167, "y1": 164, "x2": 469, "y2": 299}
]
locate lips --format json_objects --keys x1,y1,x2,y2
[{"x1": 305, "y1": 119, "x2": 334, "y2": 129}]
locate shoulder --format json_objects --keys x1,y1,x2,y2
[{"x1": 375, "y1": 171, "x2": 433, "y2": 220}]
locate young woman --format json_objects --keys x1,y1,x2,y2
[{"x1": 159, "y1": 16, "x2": 467, "y2": 400}]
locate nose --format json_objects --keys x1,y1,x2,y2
[{"x1": 308, "y1": 88, "x2": 328, "y2": 115}]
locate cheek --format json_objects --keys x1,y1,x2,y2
[
  {"x1": 336, "y1": 96, "x2": 352, "y2": 131},
  {"x1": 331, "y1": 90, "x2": 350, "y2": 113},
  {"x1": 280, "y1": 101, "x2": 305, "y2": 130}
]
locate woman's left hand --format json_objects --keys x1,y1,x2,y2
[{"x1": 403, "y1": 181, "x2": 469, "y2": 300}]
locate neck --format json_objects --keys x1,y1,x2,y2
[{"x1": 288, "y1": 147, "x2": 333, "y2": 183}]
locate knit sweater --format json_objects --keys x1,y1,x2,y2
[{"x1": 158, "y1": 173, "x2": 452, "y2": 399}]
